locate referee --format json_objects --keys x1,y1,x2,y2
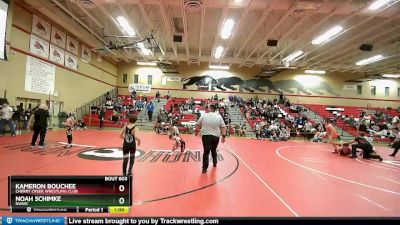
[{"x1": 196, "y1": 104, "x2": 226, "y2": 174}]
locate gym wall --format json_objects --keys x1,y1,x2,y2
[
  {"x1": 0, "y1": 2, "x2": 117, "y2": 112},
  {"x1": 117, "y1": 62, "x2": 400, "y2": 108}
]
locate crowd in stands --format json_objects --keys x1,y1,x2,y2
[
  {"x1": 230, "y1": 95, "x2": 320, "y2": 141},
  {"x1": 92, "y1": 94, "x2": 150, "y2": 124},
  {"x1": 340, "y1": 109, "x2": 400, "y2": 139}
]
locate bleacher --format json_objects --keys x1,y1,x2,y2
[
  {"x1": 303, "y1": 104, "x2": 398, "y2": 142},
  {"x1": 82, "y1": 95, "x2": 146, "y2": 128}
]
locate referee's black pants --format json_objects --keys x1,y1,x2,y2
[{"x1": 202, "y1": 135, "x2": 220, "y2": 170}]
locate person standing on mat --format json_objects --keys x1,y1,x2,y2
[
  {"x1": 348, "y1": 133, "x2": 383, "y2": 161},
  {"x1": 325, "y1": 119, "x2": 340, "y2": 153},
  {"x1": 99, "y1": 106, "x2": 105, "y2": 130},
  {"x1": 31, "y1": 104, "x2": 50, "y2": 148},
  {"x1": 195, "y1": 104, "x2": 226, "y2": 174},
  {"x1": 0, "y1": 102, "x2": 16, "y2": 137},
  {"x1": 147, "y1": 101, "x2": 154, "y2": 121},
  {"x1": 389, "y1": 127, "x2": 400, "y2": 157},
  {"x1": 63, "y1": 113, "x2": 75, "y2": 148},
  {"x1": 120, "y1": 114, "x2": 141, "y2": 176}
]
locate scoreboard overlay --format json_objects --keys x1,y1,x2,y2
[{"x1": 8, "y1": 176, "x2": 131, "y2": 213}]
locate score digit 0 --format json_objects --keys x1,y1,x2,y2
[
  {"x1": 119, "y1": 197, "x2": 125, "y2": 205},
  {"x1": 119, "y1": 185, "x2": 125, "y2": 192}
]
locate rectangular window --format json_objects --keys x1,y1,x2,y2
[
  {"x1": 122, "y1": 74, "x2": 127, "y2": 83},
  {"x1": 134, "y1": 74, "x2": 139, "y2": 84},
  {"x1": 371, "y1": 86, "x2": 376, "y2": 96},
  {"x1": 385, "y1": 87, "x2": 390, "y2": 96},
  {"x1": 148, "y1": 75, "x2": 152, "y2": 85},
  {"x1": 398, "y1": 87, "x2": 400, "y2": 97},
  {"x1": 357, "y1": 85, "x2": 362, "y2": 95}
]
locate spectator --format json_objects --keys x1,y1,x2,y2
[
  {"x1": 131, "y1": 90, "x2": 137, "y2": 101},
  {"x1": 392, "y1": 115, "x2": 399, "y2": 124},
  {"x1": 0, "y1": 102, "x2": 16, "y2": 137},
  {"x1": 12, "y1": 106, "x2": 24, "y2": 135},
  {"x1": 77, "y1": 120, "x2": 87, "y2": 130},
  {"x1": 99, "y1": 106, "x2": 105, "y2": 130},
  {"x1": 155, "y1": 90, "x2": 161, "y2": 102},
  {"x1": 312, "y1": 131, "x2": 325, "y2": 142},
  {"x1": 279, "y1": 92, "x2": 284, "y2": 104},
  {"x1": 389, "y1": 127, "x2": 400, "y2": 157},
  {"x1": 238, "y1": 123, "x2": 246, "y2": 137},
  {"x1": 166, "y1": 91, "x2": 171, "y2": 100},
  {"x1": 304, "y1": 120, "x2": 313, "y2": 140},
  {"x1": 147, "y1": 101, "x2": 154, "y2": 121}
]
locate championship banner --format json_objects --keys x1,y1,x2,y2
[
  {"x1": 51, "y1": 26, "x2": 66, "y2": 49},
  {"x1": 167, "y1": 76, "x2": 181, "y2": 82},
  {"x1": 343, "y1": 84, "x2": 357, "y2": 91},
  {"x1": 49, "y1": 44, "x2": 65, "y2": 65},
  {"x1": 81, "y1": 45, "x2": 91, "y2": 62},
  {"x1": 66, "y1": 36, "x2": 79, "y2": 55},
  {"x1": 65, "y1": 52, "x2": 78, "y2": 70},
  {"x1": 29, "y1": 35, "x2": 49, "y2": 59},
  {"x1": 32, "y1": 15, "x2": 51, "y2": 40},
  {"x1": 24, "y1": 56, "x2": 55, "y2": 95},
  {"x1": 128, "y1": 84, "x2": 152, "y2": 93}
]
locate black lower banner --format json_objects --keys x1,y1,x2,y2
[{"x1": 66, "y1": 217, "x2": 400, "y2": 225}]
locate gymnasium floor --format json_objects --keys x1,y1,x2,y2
[{"x1": 0, "y1": 130, "x2": 399, "y2": 217}]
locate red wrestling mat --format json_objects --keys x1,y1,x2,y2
[{"x1": 0, "y1": 130, "x2": 399, "y2": 217}]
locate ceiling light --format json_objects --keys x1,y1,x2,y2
[
  {"x1": 214, "y1": 46, "x2": 224, "y2": 59},
  {"x1": 209, "y1": 65, "x2": 230, "y2": 70},
  {"x1": 355, "y1": 55, "x2": 385, "y2": 66},
  {"x1": 382, "y1": 74, "x2": 400, "y2": 78},
  {"x1": 137, "y1": 42, "x2": 151, "y2": 56},
  {"x1": 305, "y1": 70, "x2": 326, "y2": 74},
  {"x1": 234, "y1": 0, "x2": 243, "y2": 3},
  {"x1": 116, "y1": 16, "x2": 135, "y2": 36},
  {"x1": 282, "y1": 50, "x2": 303, "y2": 62},
  {"x1": 369, "y1": 0, "x2": 392, "y2": 10},
  {"x1": 312, "y1": 26, "x2": 343, "y2": 45},
  {"x1": 220, "y1": 19, "x2": 235, "y2": 40},
  {"x1": 137, "y1": 61, "x2": 157, "y2": 66}
]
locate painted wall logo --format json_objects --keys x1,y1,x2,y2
[
  {"x1": 78, "y1": 148, "x2": 145, "y2": 161},
  {"x1": 78, "y1": 148, "x2": 224, "y2": 163}
]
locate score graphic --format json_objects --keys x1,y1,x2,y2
[{"x1": 8, "y1": 176, "x2": 131, "y2": 213}]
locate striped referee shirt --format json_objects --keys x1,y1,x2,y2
[{"x1": 197, "y1": 112, "x2": 226, "y2": 137}]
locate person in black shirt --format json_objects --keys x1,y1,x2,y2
[
  {"x1": 279, "y1": 92, "x2": 284, "y2": 104},
  {"x1": 389, "y1": 127, "x2": 400, "y2": 157},
  {"x1": 99, "y1": 107, "x2": 105, "y2": 130},
  {"x1": 30, "y1": 104, "x2": 50, "y2": 148},
  {"x1": 12, "y1": 106, "x2": 23, "y2": 135},
  {"x1": 155, "y1": 90, "x2": 160, "y2": 102},
  {"x1": 347, "y1": 133, "x2": 383, "y2": 161},
  {"x1": 120, "y1": 114, "x2": 141, "y2": 176}
]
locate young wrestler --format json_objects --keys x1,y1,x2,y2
[
  {"x1": 325, "y1": 119, "x2": 340, "y2": 153},
  {"x1": 120, "y1": 114, "x2": 141, "y2": 176},
  {"x1": 63, "y1": 113, "x2": 75, "y2": 148},
  {"x1": 168, "y1": 125, "x2": 186, "y2": 155}
]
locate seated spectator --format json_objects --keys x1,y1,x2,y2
[
  {"x1": 312, "y1": 131, "x2": 325, "y2": 142},
  {"x1": 238, "y1": 123, "x2": 246, "y2": 137},
  {"x1": 76, "y1": 120, "x2": 87, "y2": 130}
]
